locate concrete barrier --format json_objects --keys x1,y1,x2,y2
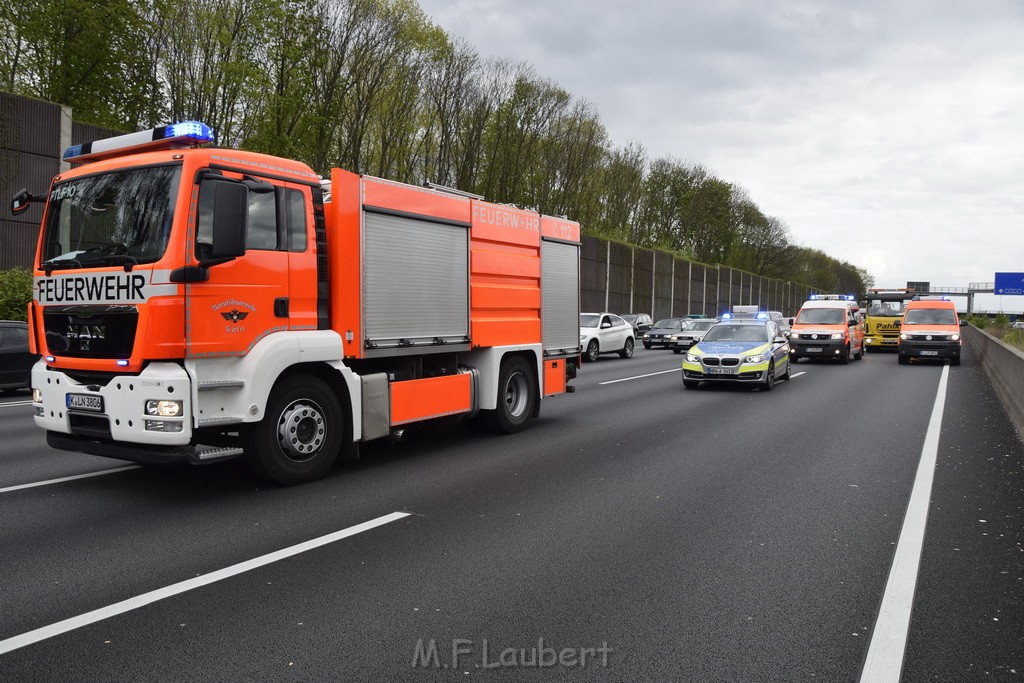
[{"x1": 964, "y1": 325, "x2": 1024, "y2": 439}]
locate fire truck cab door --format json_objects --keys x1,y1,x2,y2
[{"x1": 185, "y1": 175, "x2": 316, "y2": 359}]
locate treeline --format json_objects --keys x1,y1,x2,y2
[{"x1": 0, "y1": 0, "x2": 870, "y2": 293}]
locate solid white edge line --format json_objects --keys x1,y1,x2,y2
[
  {"x1": 0, "y1": 466, "x2": 142, "y2": 494},
  {"x1": 0, "y1": 401, "x2": 32, "y2": 408},
  {"x1": 859, "y1": 365, "x2": 949, "y2": 682},
  {"x1": 599, "y1": 368, "x2": 680, "y2": 385},
  {"x1": 0, "y1": 511, "x2": 411, "y2": 655},
  {"x1": 789, "y1": 372, "x2": 806, "y2": 379}
]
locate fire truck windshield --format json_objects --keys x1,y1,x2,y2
[{"x1": 40, "y1": 165, "x2": 181, "y2": 270}]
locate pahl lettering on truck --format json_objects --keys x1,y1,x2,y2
[{"x1": 36, "y1": 274, "x2": 147, "y2": 304}]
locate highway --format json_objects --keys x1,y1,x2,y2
[{"x1": 0, "y1": 344, "x2": 1021, "y2": 681}]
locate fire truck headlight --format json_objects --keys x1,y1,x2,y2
[
  {"x1": 950, "y1": 333, "x2": 960, "y2": 342},
  {"x1": 32, "y1": 388, "x2": 42, "y2": 404},
  {"x1": 900, "y1": 333, "x2": 909, "y2": 340},
  {"x1": 830, "y1": 333, "x2": 844, "y2": 340},
  {"x1": 146, "y1": 399, "x2": 182, "y2": 417}
]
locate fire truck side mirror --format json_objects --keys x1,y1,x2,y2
[
  {"x1": 10, "y1": 188, "x2": 44, "y2": 216},
  {"x1": 209, "y1": 181, "x2": 247, "y2": 259}
]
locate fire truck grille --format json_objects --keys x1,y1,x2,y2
[{"x1": 43, "y1": 306, "x2": 138, "y2": 359}]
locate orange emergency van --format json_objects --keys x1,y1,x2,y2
[
  {"x1": 788, "y1": 294, "x2": 865, "y2": 364},
  {"x1": 897, "y1": 297, "x2": 962, "y2": 365}
]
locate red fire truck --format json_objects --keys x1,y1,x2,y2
[{"x1": 11, "y1": 122, "x2": 580, "y2": 484}]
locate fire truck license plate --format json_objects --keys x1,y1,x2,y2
[
  {"x1": 67, "y1": 393, "x2": 104, "y2": 412},
  {"x1": 920, "y1": 350, "x2": 939, "y2": 356},
  {"x1": 806, "y1": 347, "x2": 822, "y2": 353}
]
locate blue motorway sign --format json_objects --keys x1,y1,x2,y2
[{"x1": 994, "y1": 272, "x2": 1024, "y2": 295}]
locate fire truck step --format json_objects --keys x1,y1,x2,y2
[{"x1": 189, "y1": 446, "x2": 245, "y2": 464}]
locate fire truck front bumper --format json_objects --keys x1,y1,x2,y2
[{"x1": 33, "y1": 361, "x2": 195, "y2": 451}]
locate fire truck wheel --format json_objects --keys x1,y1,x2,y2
[
  {"x1": 585, "y1": 340, "x2": 600, "y2": 362},
  {"x1": 839, "y1": 344, "x2": 850, "y2": 365},
  {"x1": 898, "y1": 354, "x2": 909, "y2": 365},
  {"x1": 244, "y1": 374, "x2": 342, "y2": 485},
  {"x1": 950, "y1": 355, "x2": 961, "y2": 367},
  {"x1": 483, "y1": 356, "x2": 536, "y2": 434},
  {"x1": 854, "y1": 342, "x2": 864, "y2": 360}
]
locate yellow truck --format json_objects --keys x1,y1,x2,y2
[{"x1": 862, "y1": 288, "x2": 914, "y2": 352}]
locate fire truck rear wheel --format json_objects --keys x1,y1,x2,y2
[
  {"x1": 244, "y1": 374, "x2": 342, "y2": 485},
  {"x1": 483, "y1": 356, "x2": 536, "y2": 434}
]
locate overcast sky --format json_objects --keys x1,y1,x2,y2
[{"x1": 416, "y1": 0, "x2": 1024, "y2": 311}]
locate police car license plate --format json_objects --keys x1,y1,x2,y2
[
  {"x1": 920, "y1": 350, "x2": 939, "y2": 356},
  {"x1": 806, "y1": 347, "x2": 822, "y2": 353},
  {"x1": 67, "y1": 393, "x2": 103, "y2": 412},
  {"x1": 707, "y1": 367, "x2": 734, "y2": 375}
]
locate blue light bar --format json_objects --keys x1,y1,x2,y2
[
  {"x1": 45, "y1": 355, "x2": 55, "y2": 363},
  {"x1": 63, "y1": 121, "x2": 214, "y2": 163},
  {"x1": 721, "y1": 312, "x2": 733, "y2": 320},
  {"x1": 756, "y1": 312, "x2": 768, "y2": 320},
  {"x1": 116, "y1": 360, "x2": 130, "y2": 367}
]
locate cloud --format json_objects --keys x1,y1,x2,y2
[{"x1": 418, "y1": 0, "x2": 1024, "y2": 305}]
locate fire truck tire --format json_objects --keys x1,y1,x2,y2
[
  {"x1": 619, "y1": 338, "x2": 634, "y2": 358},
  {"x1": 482, "y1": 356, "x2": 536, "y2": 434},
  {"x1": 839, "y1": 344, "x2": 850, "y2": 364},
  {"x1": 854, "y1": 342, "x2": 864, "y2": 360},
  {"x1": 950, "y1": 355, "x2": 961, "y2": 367},
  {"x1": 585, "y1": 340, "x2": 600, "y2": 362},
  {"x1": 898, "y1": 354, "x2": 909, "y2": 365},
  {"x1": 244, "y1": 374, "x2": 342, "y2": 485}
]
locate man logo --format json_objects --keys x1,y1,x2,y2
[{"x1": 221, "y1": 309, "x2": 249, "y2": 322}]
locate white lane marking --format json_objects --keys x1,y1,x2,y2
[
  {"x1": 0, "y1": 401, "x2": 32, "y2": 408},
  {"x1": 599, "y1": 368, "x2": 680, "y2": 385},
  {"x1": 0, "y1": 511, "x2": 411, "y2": 655},
  {"x1": 789, "y1": 372, "x2": 806, "y2": 379},
  {"x1": 860, "y1": 365, "x2": 949, "y2": 682},
  {"x1": 0, "y1": 466, "x2": 142, "y2": 494}
]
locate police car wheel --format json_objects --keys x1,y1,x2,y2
[
  {"x1": 245, "y1": 374, "x2": 342, "y2": 485},
  {"x1": 761, "y1": 361, "x2": 775, "y2": 391},
  {"x1": 781, "y1": 360, "x2": 791, "y2": 381}
]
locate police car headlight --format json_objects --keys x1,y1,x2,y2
[
  {"x1": 950, "y1": 333, "x2": 960, "y2": 341},
  {"x1": 685, "y1": 353, "x2": 700, "y2": 363},
  {"x1": 830, "y1": 333, "x2": 844, "y2": 340},
  {"x1": 744, "y1": 354, "x2": 766, "y2": 364},
  {"x1": 146, "y1": 399, "x2": 182, "y2": 417}
]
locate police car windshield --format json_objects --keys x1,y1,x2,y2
[
  {"x1": 904, "y1": 309, "x2": 957, "y2": 325},
  {"x1": 702, "y1": 324, "x2": 769, "y2": 343},
  {"x1": 41, "y1": 165, "x2": 181, "y2": 269},
  {"x1": 796, "y1": 308, "x2": 845, "y2": 325}
]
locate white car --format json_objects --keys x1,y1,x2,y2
[{"x1": 580, "y1": 313, "x2": 634, "y2": 362}]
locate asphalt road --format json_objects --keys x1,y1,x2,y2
[{"x1": 0, "y1": 343, "x2": 1021, "y2": 681}]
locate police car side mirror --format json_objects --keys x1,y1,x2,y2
[{"x1": 209, "y1": 180, "x2": 247, "y2": 260}]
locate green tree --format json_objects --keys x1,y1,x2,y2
[{"x1": 0, "y1": 268, "x2": 32, "y2": 320}]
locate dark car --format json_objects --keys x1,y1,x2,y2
[
  {"x1": 0, "y1": 321, "x2": 37, "y2": 394},
  {"x1": 620, "y1": 313, "x2": 653, "y2": 338},
  {"x1": 641, "y1": 318, "x2": 688, "y2": 349}
]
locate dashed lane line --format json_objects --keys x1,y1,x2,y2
[{"x1": 0, "y1": 511, "x2": 412, "y2": 655}]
